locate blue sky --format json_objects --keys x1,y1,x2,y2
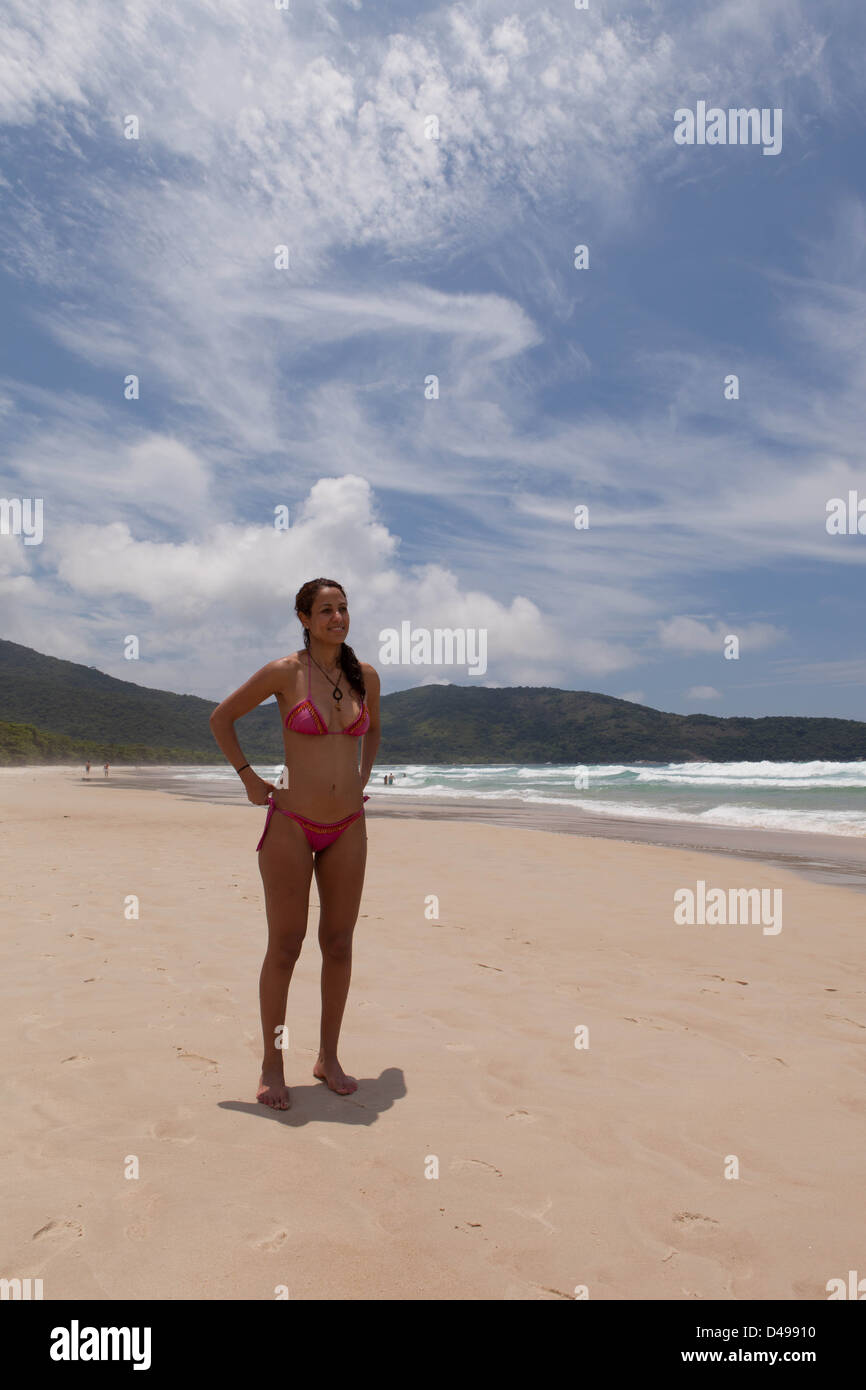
[{"x1": 1, "y1": 0, "x2": 865, "y2": 718}]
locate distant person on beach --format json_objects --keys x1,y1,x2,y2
[
  {"x1": 84, "y1": 762, "x2": 90, "y2": 778},
  {"x1": 209, "y1": 578, "x2": 380, "y2": 1110},
  {"x1": 103, "y1": 763, "x2": 109, "y2": 778}
]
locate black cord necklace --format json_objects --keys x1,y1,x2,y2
[{"x1": 308, "y1": 647, "x2": 344, "y2": 702}]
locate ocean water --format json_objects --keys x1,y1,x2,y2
[{"x1": 170, "y1": 760, "x2": 866, "y2": 839}]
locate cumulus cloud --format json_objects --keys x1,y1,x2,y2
[{"x1": 13, "y1": 474, "x2": 636, "y2": 694}]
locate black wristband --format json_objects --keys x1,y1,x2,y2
[{"x1": 235, "y1": 762, "x2": 251, "y2": 774}]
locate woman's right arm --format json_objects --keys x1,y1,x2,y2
[{"x1": 209, "y1": 660, "x2": 286, "y2": 806}]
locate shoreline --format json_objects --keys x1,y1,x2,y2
[
  {"x1": 7, "y1": 765, "x2": 866, "y2": 893},
  {"x1": 370, "y1": 795, "x2": 866, "y2": 893}
]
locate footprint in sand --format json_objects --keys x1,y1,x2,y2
[
  {"x1": 255, "y1": 1229, "x2": 289, "y2": 1252},
  {"x1": 151, "y1": 1113, "x2": 196, "y2": 1144},
  {"x1": 791, "y1": 1277, "x2": 825, "y2": 1298},
  {"x1": 32, "y1": 1217, "x2": 83, "y2": 1241},
  {"x1": 60, "y1": 1055, "x2": 91, "y2": 1066},
  {"x1": 175, "y1": 1049, "x2": 219, "y2": 1070},
  {"x1": 673, "y1": 1212, "x2": 720, "y2": 1231},
  {"x1": 623, "y1": 1015, "x2": 678, "y2": 1032},
  {"x1": 506, "y1": 1109, "x2": 535, "y2": 1123},
  {"x1": 124, "y1": 1192, "x2": 162, "y2": 1240},
  {"x1": 452, "y1": 1158, "x2": 503, "y2": 1178}
]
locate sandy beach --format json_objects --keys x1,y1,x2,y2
[{"x1": 1, "y1": 768, "x2": 863, "y2": 1300}]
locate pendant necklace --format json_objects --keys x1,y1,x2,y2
[{"x1": 308, "y1": 649, "x2": 344, "y2": 702}]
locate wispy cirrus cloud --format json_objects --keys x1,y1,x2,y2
[{"x1": 1, "y1": 0, "x2": 865, "y2": 715}]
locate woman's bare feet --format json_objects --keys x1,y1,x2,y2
[
  {"x1": 313, "y1": 1053, "x2": 357, "y2": 1095},
  {"x1": 257, "y1": 1066, "x2": 290, "y2": 1109}
]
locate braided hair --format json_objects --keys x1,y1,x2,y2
[{"x1": 294, "y1": 578, "x2": 366, "y2": 700}]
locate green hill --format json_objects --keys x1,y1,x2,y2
[
  {"x1": 0, "y1": 719, "x2": 218, "y2": 766},
  {"x1": 0, "y1": 638, "x2": 281, "y2": 759},
  {"x1": 1, "y1": 637, "x2": 864, "y2": 765},
  {"x1": 377, "y1": 685, "x2": 866, "y2": 762}
]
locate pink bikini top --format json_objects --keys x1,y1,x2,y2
[{"x1": 284, "y1": 651, "x2": 370, "y2": 737}]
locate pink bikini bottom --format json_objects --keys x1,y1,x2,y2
[{"x1": 256, "y1": 794, "x2": 369, "y2": 854}]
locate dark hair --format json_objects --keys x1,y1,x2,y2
[{"x1": 295, "y1": 578, "x2": 365, "y2": 699}]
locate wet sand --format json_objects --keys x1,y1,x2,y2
[{"x1": 74, "y1": 765, "x2": 866, "y2": 893}]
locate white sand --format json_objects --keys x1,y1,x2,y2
[{"x1": 0, "y1": 772, "x2": 863, "y2": 1299}]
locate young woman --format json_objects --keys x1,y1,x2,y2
[{"x1": 209, "y1": 578, "x2": 380, "y2": 1110}]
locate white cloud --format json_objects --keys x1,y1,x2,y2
[
  {"x1": 491, "y1": 15, "x2": 529, "y2": 58},
  {"x1": 685, "y1": 685, "x2": 722, "y2": 700},
  {"x1": 0, "y1": 0, "x2": 862, "y2": 712},
  {"x1": 22, "y1": 474, "x2": 637, "y2": 694},
  {"x1": 658, "y1": 617, "x2": 786, "y2": 653}
]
